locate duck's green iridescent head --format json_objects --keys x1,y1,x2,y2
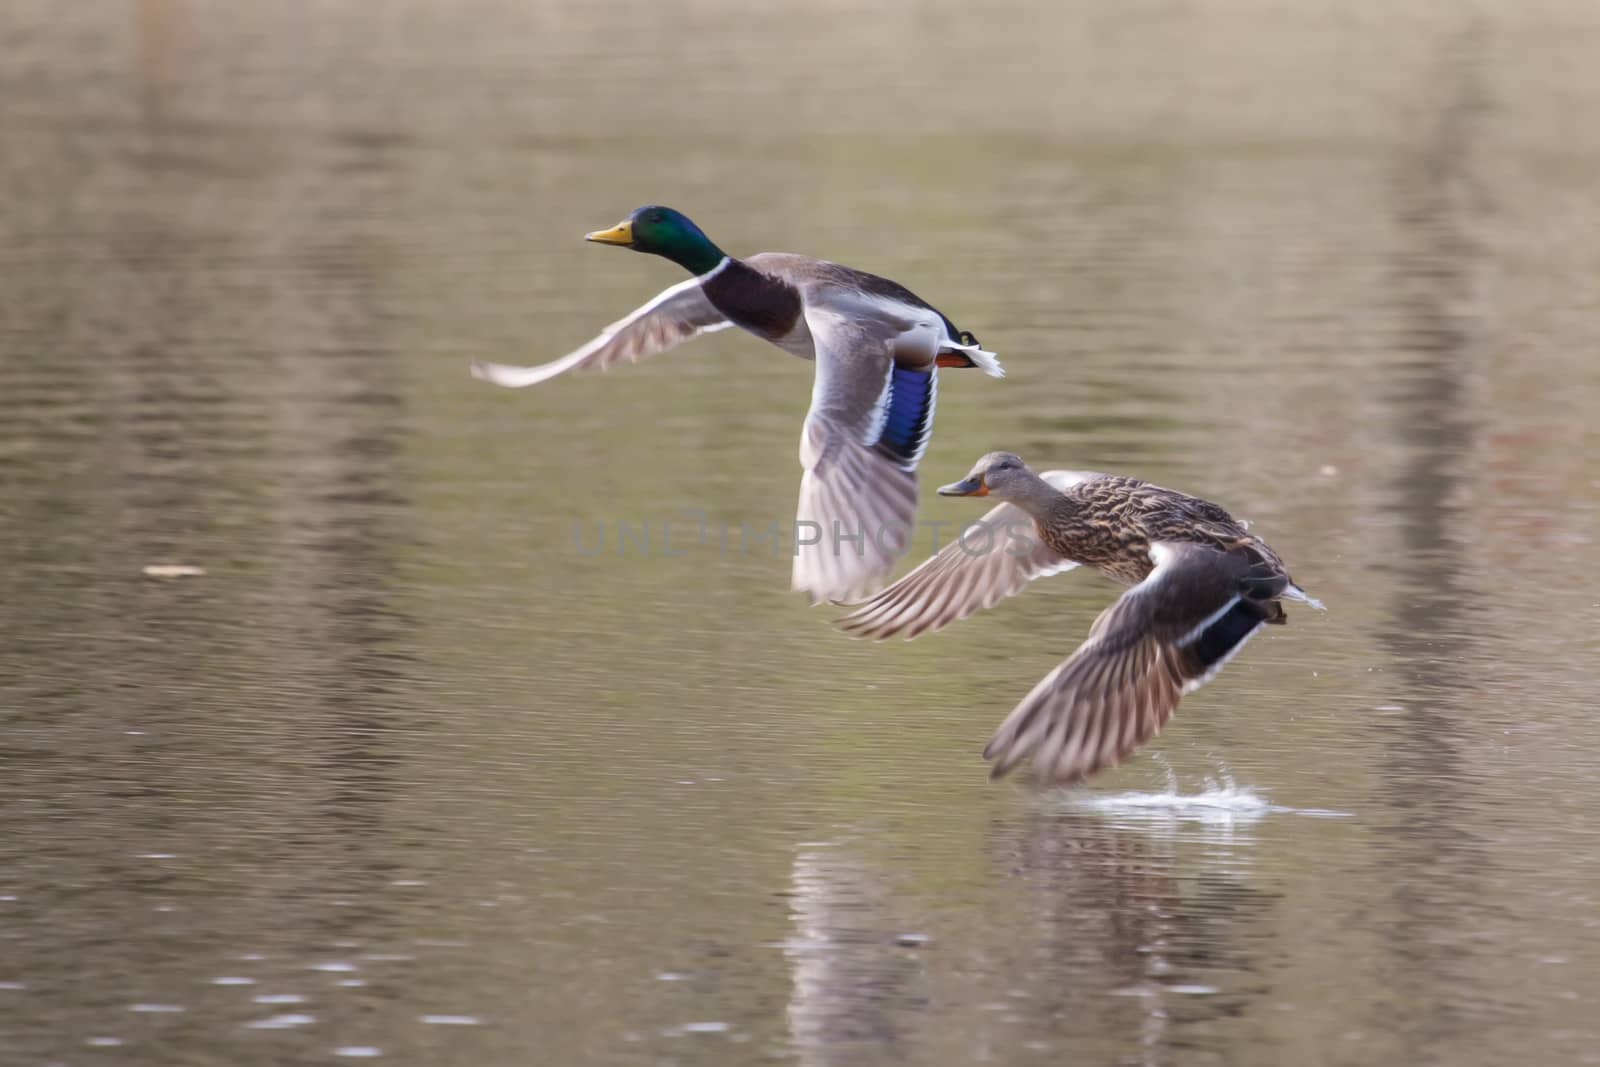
[{"x1": 585, "y1": 205, "x2": 727, "y2": 276}]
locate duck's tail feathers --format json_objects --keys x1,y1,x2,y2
[
  {"x1": 941, "y1": 335, "x2": 1004, "y2": 378},
  {"x1": 1283, "y1": 583, "x2": 1326, "y2": 611}
]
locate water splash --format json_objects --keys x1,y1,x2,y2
[{"x1": 1065, "y1": 765, "x2": 1352, "y2": 826}]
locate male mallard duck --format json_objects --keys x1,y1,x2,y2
[
  {"x1": 838, "y1": 452, "x2": 1323, "y2": 786},
  {"x1": 471, "y1": 205, "x2": 1003, "y2": 604}
]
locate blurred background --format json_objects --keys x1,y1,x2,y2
[{"x1": 3, "y1": 1, "x2": 1600, "y2": 1064}]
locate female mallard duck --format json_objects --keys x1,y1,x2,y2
[
  {"x1": 471, "y1": 205, "x2": 1003, "y2": 604},
  {"x1": 838, "y1": 452, "x2": 1323, "y2": 787}
]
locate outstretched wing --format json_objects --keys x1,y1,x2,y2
[
  {"x1": 983, "y1": 542, "x2": 1268, "y2": 787},
  {"x1": 791, "y1": 307, "x2": 939, "y2": 605},
  {"x1": 470, "y1": 278, "x2": 731, "y2": 388},
  {"x1": 834, "y1": 470, "x2": 1094, "y2": 638}
]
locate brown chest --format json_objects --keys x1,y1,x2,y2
[
  {"x1": 701, "y1": 261, "x2": 804, "y2": 340},
  {"x1": 1040, "y1": 520, "x2": 1153, "y2": 585}
]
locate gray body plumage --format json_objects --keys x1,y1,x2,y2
[{"x1": 472, "y1": 244, "x2": 1001, "y2": 604}]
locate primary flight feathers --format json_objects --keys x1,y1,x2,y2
[
  {"x1": 840, "y1": 451, "x2": 1322, "y2": 786},
  {"x1": 472, "y1": 205, "x2": 1001, "y2": 604},
  {"x1": 473, "y1": 210, "x2": 1320, "y2": 790}
]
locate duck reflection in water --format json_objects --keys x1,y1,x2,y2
[
  {"x1": 784, "y1": 845, "x2": 930, "y2": 1064},
  {"x1": 982, "y1": 811, "x2": 1277, "y2": 1062},
  {"x1": 780, "y1": 814, "x2": 1275, "y2": 1065}
]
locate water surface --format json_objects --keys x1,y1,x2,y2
[{"x1": 4, "y1": 2, "x2": 1600, "y2": 1064}]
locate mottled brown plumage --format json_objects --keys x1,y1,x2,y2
[
  {"x1": 839, "y1": 452, "x2": 1322, "y2": 787},
  {"x1": 1019, "y1": 471, "x2": 1290, "y2": 599}
]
